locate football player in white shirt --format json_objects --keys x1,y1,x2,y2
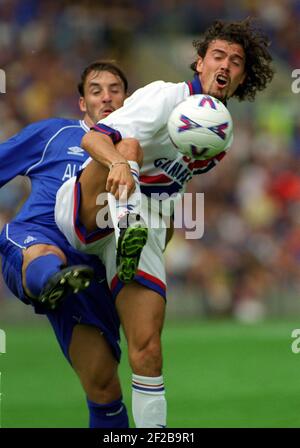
[{"x1": 55, "y1": 18, "x2": 274, "y2": 428}]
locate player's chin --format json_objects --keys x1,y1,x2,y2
[{"x1": 209, "y1": 88, "x2": 227, "y2": 101}]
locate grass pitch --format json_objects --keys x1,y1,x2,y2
[{"x1": 1, "y1": 319, "x2": 300, "y2": 428}]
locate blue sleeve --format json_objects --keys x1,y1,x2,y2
[{"x1": 0, "y1": 118, "x2": 69, "y2": 187}]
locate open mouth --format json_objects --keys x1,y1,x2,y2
[{"x1": 215, "y1": 74, "x2": 229, "y2": 89}]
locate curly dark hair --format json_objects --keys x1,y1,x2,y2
[
  {"x1": 78, "y1": 60, "x2": 128, "y2": 97},
  {"x1": 190, "y1": 18, "x2": 274, "y2": 101}
]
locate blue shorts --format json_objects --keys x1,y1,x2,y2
[{"x1": 0, "y1": 221, "x2": 121, "y2": 362}]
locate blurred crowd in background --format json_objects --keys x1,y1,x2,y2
[{"x1": 1, "y1": 0, "x2": 300, "y2": 321}]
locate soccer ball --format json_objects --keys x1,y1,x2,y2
[{"x1": 167, "y1": 94, "x2": 233, "y2": 160}]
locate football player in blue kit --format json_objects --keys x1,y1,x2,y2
[{"x1": 0, "y1": 61, "x2": 136, "y2": 428}]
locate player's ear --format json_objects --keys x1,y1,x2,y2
[
  {"x1": 79, "y1": 97, "x2": 87, "y2": 113},
  {"x1": 196, "y1": 57, "x2": 204, "y2": 74}
]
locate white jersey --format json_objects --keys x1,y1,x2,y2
[
  {"x1": 87, "y1": 75, "x2": 226, "y2": 197},
  {"x1": 55, "y1": 76, "x2": 226, "y2": 295}
]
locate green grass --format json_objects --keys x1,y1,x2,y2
[{"x1": 1, "y1": 319, "x2": 300, "y2": 428}]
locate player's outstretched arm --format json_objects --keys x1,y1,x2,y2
[
  {"x1": 81, "y1": 131, "x2": 127, "y2": 168},
  {"x1": 81, "y1": 131, "x2": 142, "y2": 199},
  {"x1": 107, "y1": 138, "x2": 143, "y2": 199}
]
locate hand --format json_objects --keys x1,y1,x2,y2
[{"x1": 106, "y1": 163, "x2": 136, "y2": 200}]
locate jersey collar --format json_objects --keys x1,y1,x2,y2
[
  {"x1": 186, "y1": 74, "x2": 203, "y2": 95},
  {"x1": 80, "y1": 120, "x2": 90, "y2": 132},
  {"x1": 185, "y1": 74, "x2": 228, "y2": 106}
]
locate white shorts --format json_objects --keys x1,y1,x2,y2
[{"x1": 55, "y1": 176, "x2": 167, "y2": 299}]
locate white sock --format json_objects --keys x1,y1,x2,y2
[
  {"x1": 108, "y1": 161, "x2": 141, "y2": 241},
  {"x1": 132, "y1": 374, "x2": 167, "y2": 428}
]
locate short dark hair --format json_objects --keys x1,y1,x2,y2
[
  {"x1": 78, "y1": 60, "x2": 128, "y2": 96},
  {"x1": 190, "y1": 18, "x2": 274, "y2": 101}
]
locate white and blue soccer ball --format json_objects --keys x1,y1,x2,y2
[{"x1": 167, "y1": 94, "x2": 233, "y2": 160}]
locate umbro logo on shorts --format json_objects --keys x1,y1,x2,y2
[{"x1": 67, "y1": 146, "x2": 85, "y2": 157}]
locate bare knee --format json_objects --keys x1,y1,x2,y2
[
  {"x1": 69, "y1": 325, "x2": 122, "y2": 404},
  {"x1": 116, "y1": 138, "x2": 143, "y2": 167},
  {"x1": 128, "y1": 334, "x2": 162, "y2": 377},
  {"x1": 116, "y1": 284, "x2": 165, "y2": 376},
  {"x1": 83, "y1": 369, "x2": 122, "y2": 404}
]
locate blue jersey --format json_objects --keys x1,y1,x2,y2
[
  {"x1": 0, "y1": 118, "x2": 122, "y2": 363},
  {"x1": 0, "y1": 117, "x2": 90, "y2": 236}
]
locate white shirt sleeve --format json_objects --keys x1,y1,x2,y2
[{"x1": 98, "y1": 80, "x2": 185, "y2": 142}]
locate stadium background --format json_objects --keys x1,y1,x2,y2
[{"x1": 0, "y1": 0, "x2": 300, "y2": 428}]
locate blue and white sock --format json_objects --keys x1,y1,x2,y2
[
  {"x1": 108, "y1": 160, "x2": 141, "y2": 240},
  {"x1": 132, "y1": 374, "x2": 167, "y2": 428},
  {"x1": 25, "y1": 254, "x2": 63, "y2": 298},
  {"x1": 87, "y1": 397, "x2": 129, "y2": 428}
]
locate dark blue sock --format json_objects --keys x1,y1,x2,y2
[
  {"x1": 25, "y1": 254, "x2": 63, "y2": 297},
  {"x1": 87, "y1": 397, "x2": 129, "y2": 428}
]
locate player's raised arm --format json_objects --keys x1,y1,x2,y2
[
  {"x1": 81, "y1": 127, "x2": 125, "y2": 168},
  {"x1": 81, "y1": 131, "x2": 142, "y2": 199}
]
